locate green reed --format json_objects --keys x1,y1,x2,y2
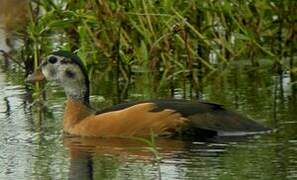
[{"x1": 5, "y1": 0, "x2": 295, "y2": 96}]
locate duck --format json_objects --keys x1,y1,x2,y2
[{"x1": 26, "y1": 50, "x2": 270, "y2": 138}]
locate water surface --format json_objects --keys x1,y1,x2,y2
[
  {"x1": 0, "y1": 2, "x2": 297, "y2": 178},
  {"x1": 0, "y1": 61, "x2": 297, "y2": 179}
]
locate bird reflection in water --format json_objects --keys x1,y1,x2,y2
[{"x1": 63, "y1": 136, "x2": 187, "y2": 180}]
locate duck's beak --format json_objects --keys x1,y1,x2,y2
[{"x1": 25, "y1": 68, "x2": 45, "y2": 83}]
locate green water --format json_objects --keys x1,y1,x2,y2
[{"x1": 0, "y1": 60, "x2": 296, "y2": 179}]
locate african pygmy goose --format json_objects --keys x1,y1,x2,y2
[{"x1": 26, "y1": 51, "x2": 270, "y2": 138}]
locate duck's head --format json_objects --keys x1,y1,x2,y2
[{"x1": 26, "y1": 51, "x2": 90, "y2": 104}]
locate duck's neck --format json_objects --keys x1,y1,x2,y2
[
  {"x1": 63, "y1": 98, "x2": 94, "y2": 132},
  {"x1": 62, "y1": 75, "x2": 90, "y2": 104}
]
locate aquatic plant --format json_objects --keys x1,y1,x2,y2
[
  {"x1": 127, "y1": 132, "x2": 163, "y2": 180},
  {"x1": 1, "y1": 0, "x2": 295, "y2": 98}
]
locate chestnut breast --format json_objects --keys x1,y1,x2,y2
[{"x1": 64, "y1": 99, "x2": 187, "y2": 137}]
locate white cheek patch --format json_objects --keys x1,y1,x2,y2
[
  {"x1": 59, "y1": 64, "x2": 87, "y2": 100},
  {"x1": 65, "y1": 69, "x2": 76, "y2": 78},
  {"x1": 60, "y1": 65, "x2": 83, "y2": 80},
  {"x1": 59, "y1": 65, "x2": 86, "y2": 88},
  {"x1": 42, "y1": 65, "x2": 57, "y2": 81}
]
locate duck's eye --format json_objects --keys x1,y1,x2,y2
[{"x1": 48, "y1": 56, "x2": 57, "y2": 64}]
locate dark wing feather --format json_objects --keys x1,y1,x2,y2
[{"x1": 96, "y1": 99, "x2": 223, "y2": 115}]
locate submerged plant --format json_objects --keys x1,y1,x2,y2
[{"x1": 127, "y1": 132, "x2": 163, "y2": 180}]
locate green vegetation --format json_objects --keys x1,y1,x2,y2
[
  {"x1": 2, "y1": 0, "x2": 297, "y2": 98},
  {"x1": 127, "y1": 132, "x2": 163, "y2": 179},
  {"x1": 0, "y1": 2, "x2": 296, "y2": 179}
]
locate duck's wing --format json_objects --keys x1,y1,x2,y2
[
  {"x1": 71, "y1": 103, "x2": 186, "y2": 137},
  {"x1": 95, "y1": 99, "x2": 216, "y2": 115},
  {"x1": 96, "y1": 99, "x2": 270, "y2": 134}
]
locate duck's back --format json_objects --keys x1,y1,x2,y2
[{"x1": 96, "y1": 99, "x2": 270, "y2": 138}]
